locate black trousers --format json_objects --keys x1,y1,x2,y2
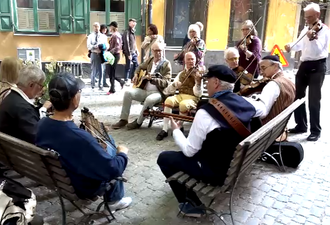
[
  {"x1": 294, "y1": 59, "x2": 326, "y2": 135},
  {"x1": 106, "y1": 53, "x2": 123, "y2": 92},
  {"x1": 157, "y1": 151, "x2": 218, "y2": 206}
]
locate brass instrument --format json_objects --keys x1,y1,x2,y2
[{"x1": 80, "y1": 107, "x2": 114, "y2": 150}]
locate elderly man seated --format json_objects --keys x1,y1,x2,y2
[
  {"x1": 36, "y1": 72, "x2": 132, "y2": 213},
  {"x1": 156, "y1": 52, "x2": 203, "y2": 141},
  {"x1": 224, "y1": 47, "x2": 242, "y2": 92},
  {"x1": 157, "y1": 65, "x2": 256, "y2": 217},
  {"x1": 0, "y1": 65, "x2": 52, "y2": 144},
  {"x1": 112, "y1": 42, "x2": 172, "y2": 130}
]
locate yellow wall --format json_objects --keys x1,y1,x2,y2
[
  {"x1": 0, "y1": 32, "x2": 142, "y2": 63},
  {"x1": 264, "y1": 0, "x2": 299, "y2": 52},
  {"x1": 152, "y1": 0, "x2": 165, "y2": 37},
  {"x1": 205, "y1": 0, "x2": 231, "y2": 50}
]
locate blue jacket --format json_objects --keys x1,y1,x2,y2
[{"x1": 36, "y1": 117, "x2": 128, "y2": 199}]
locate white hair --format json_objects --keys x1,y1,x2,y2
[
  {"x1": 151, "y1": 42, "x2": 165, "y2": 50},
  {"x1": 224, "y1": 47, "x2": 239, "y2": 59},
  {"x1": 220, "y1": 80, "x2": 234, "y2": 91},
  {"x1": 195, "y1": 22, "x2": 204, "y2": 32},
  {"x1": 17, "y1": 65, "x2": 45, "y2": 87},
  {"x1": 93, "y1": 22, "x2": 100, "y2": 26},
  {"x1": 304, "y1": 3, "x2": 320, "y2": 13},
  {"x1": 187, "y1": 24, "x2": 201, "y2": 39}
]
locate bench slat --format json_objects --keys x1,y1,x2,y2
[
  {"x1": 200, "y1": 185, "x2": 215, "y2": 195},
  {"x1": 185, "y1": 178, "x2": 198, "y2": 189},
  {"x1": 193, "y1": 182, "x2": 207, "y2": 192},
  {"x1": 178, "y1": 174, "x2": 190, "y2": 184},
  {"x1": 208, "y1": 187, "x2": 223, "y2": 198},
  {"x1": 166, "y1": 171, "x2": 185, "y2": 183}
]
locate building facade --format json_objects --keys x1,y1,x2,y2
[{"x1": 1, "y1": 0, "x2": 330, "y2": 74}]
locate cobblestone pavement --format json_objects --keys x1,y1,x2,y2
[{"x1": 7, "y1": 75, "x2": 330, "y2": 225}]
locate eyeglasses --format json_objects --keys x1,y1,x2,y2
[
  {"x1": 227, "y1": 57, "x2": 239, "y2": 62},
  {"x1": 241, "y1": 28, "x2": 250, "y2": 31},
  {"x1": 35, "y1": 82, "x2": 44, "y2": 88},
  {"x1": 259, "y1": 64, "x2": 274, "y2": 71}
]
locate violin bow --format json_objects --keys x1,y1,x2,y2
[
  {"x1": 239, "y1": 16, "x2": 263, "y2": 46},
  {"x1": 290, "y1": 20, "x2": 322, "y2": 49},
  {"x1": 234, "y1": 56, "x2": 258, "y2": 84}
]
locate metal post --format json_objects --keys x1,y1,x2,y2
[{"x1": 148, "y1": 0, "x2": 153, "y2": 25}]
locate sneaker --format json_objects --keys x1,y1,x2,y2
[
  {"x1": 103, "y1": 197, "x2": 132, "y2": 214},
  {"x1": 103, "y1": 83, "x2": 110, "y2": 88},
  {"x1": 178, "y1": 202, "x2": 206, "y2": 218},
  {"x1": 125, "y1": 79, "x2": 131, "y2": 86},
  {"x1": 112, "y1": 119, "x2": 128, "y2": 129}
]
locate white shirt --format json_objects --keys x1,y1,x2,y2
[
  {"x1": 243, "y1": 80, "x2": 280, "y2": 119},
  {"x1": 87, "y1": 32, "x2": 108, "y2": 51},
  {"x1": 164, "y1": 70, "x2": 203, "y2": 96},
  {"x1": 290, "y1": 21, "x2": 330, "y2": 61},
  {"x1": 145, "y1": 60, "x2": 160, "y2": 92},
  {"x1": 11, "y1": 87, "x2": 47, "y2": 119},
  {"x1": 173, "y1": 109, "x2": 220, "y2": 157}
]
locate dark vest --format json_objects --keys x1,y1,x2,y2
[{"x1": 195, "y1": 91, "x2": 256, "y2": 186}]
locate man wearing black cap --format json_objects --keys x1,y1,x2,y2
[
  {"x1": 243, "y1": 55, "x2": 295, "y2": 125},
  {"x1": 36, "y1": 72, "x2": 132, "y2": 213},
  {"x1": 157, "y1": 65, "x2": 256, "y2": 217},
  {"x1": 122, "y1": 18, "x2": 139, "y2": 86},
  {"x1": 106, "y1": 21, "x2": 125, "y2": 94}
]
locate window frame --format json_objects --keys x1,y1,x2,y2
[
  {"x1": 227, "y1": 0, "x2": 269, "y2": 47},
  {"x1": 13, "y1": 0, "x2": 59, "y2": 34},
  {"x1": 164, "y1": 0, "x2": 208, "y2": 47}
]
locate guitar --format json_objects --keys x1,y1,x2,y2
[{"x1": 133, "y1": 70, "x2": 163, "y2": 89}]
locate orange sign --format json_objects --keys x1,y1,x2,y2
[{"x1": 270, "y1": 45, "x2": 289, "y2": 67}]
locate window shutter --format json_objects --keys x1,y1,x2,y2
[
  {"x1": 126, "y1": 0, "x2": 141, "y2": 35},
  {"x1": 58, "y1": 0, "x2": 73, "y2": 33},
  {"x1": 0, "y1": 0, "x2": 13, "y2": 31},
  {"x1": 73, "y1": 0, "x2": 88, "y2": 34}
]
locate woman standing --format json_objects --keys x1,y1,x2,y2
[
  {"x1": 100, "y1": 24, "x2": 109, "y2": 88},
  {"x1": 0, "y1": 57, "x2": 21, "y2": 104},
  {"x1": 141, "y1": 24, "x2": 165, "y2": 62},
  {"x1": 236, "y1": 20, "x2": 262, "y2": 79},
  {"x1": 107, "y1": 21, "x2": 125, "y2": 95}
]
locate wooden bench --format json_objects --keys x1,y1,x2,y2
[
  {"x1": 165, "y1": 98, "x2": 305, "y2": 224},
  {"x1": 0, "y1": 132, "x2": 125, "y2": 225}
]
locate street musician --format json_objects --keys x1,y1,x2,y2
[
  {"x1": 112, "y1": 42, "x2": 172, "y2": 130},
  {"x1": 224, "y1": 47, "x2": 242, "y2": 92},
  {"x1": 157, "y1": 65, "x2": 256, "y2": 217},
  {"x1": 236, "y1": 20, "x2": 262, "y2": 79},
  {"x1": 156, "y1": 52, "x2": 203, "y2": 141},
  {"x1": 36, "y1": 73, "x2": 132, "y2": 212},
  {"x1": 242, "y1": 55, "x2": 295, "y2": 125}
]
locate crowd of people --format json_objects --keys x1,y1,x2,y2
[{"x1": 0, "y1": 2, "x2": 328, "y2": 223}]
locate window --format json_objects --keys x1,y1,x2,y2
[
  {"x1": 90, "y1": 0, "x2": 126, "y2": 33},
  {"x1": 15, "y1": 0, "x2": 56, "y2": 32},
  {"x1": 165, "y1": 0, "x2": 208, "y2": 47},
  {"x1": 227, "y1": 0, "x2": 268, "y2": 47}
]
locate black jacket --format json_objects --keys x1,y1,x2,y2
[
  {"x1": 0, "y1": 91, "x2": 40, "y2": 144},
  {"x1": 122, "y1": 27, "x2": 137, "y2": 57}
]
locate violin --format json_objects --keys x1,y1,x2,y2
[
  {"x1": 309, "y1": 20, "x2": 323, "y2": 41},
  {"x1": 238, "y1": 77, "x2": 271, "y2": 97},
  {"x1": 233, "y1": 66, "x2": 253, "y2": 85}
]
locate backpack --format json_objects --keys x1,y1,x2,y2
[
  {"x1": 0, "y1": 177, "x2": 36, "y2": 225},
  {"x1": 261, "y1": 141, "x2": 304, "y2": 168}
]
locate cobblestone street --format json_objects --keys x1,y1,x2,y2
[{"x1": 8, "y1": 76, "x2": 330, "y2": 225}]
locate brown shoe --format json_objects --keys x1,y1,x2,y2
[
  {"x1": 112, "y1": 119, "x2": 128, "y2": 129},
  {"x1": 127, "y1": 119, "x2": 142, "y2": 130}
]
